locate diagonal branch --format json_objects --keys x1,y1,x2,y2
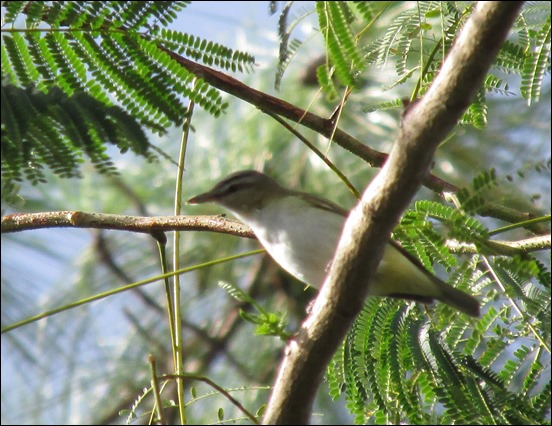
[{"x1": 262, "y1": 2, "x2": 526, "y2": 424}]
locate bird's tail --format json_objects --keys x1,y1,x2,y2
[{"x1": 436, "y1": 281, "x2": 480, "y2": 317}]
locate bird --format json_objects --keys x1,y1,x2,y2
[{"x1": 188, "y1": 170, "x2": 480, "y2": 317}]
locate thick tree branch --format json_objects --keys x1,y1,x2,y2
[{"x1": 262, "y1": 2, "x2": 525, "y2": 424}]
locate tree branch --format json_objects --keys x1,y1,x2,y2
[
  {"x1": 1, "y1": 211, "x2": 254, "y2": 239},
  {"x1": 446, "y1": 234, "x2": 551, "y2": 256},
  {"x1": 262, "y1": 2, "x2": 525, "y2": 424},
  {"x1": 4, "y1": 211, "x2": 548, "y2": 258}
]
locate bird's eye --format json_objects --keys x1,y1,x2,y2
[{"x1": 226, "y1": 184, "x2": 238, "y2": 194}]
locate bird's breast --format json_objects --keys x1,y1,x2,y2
[{"x1": 242, "y1": 199, "x2": 345, "y2": 288}]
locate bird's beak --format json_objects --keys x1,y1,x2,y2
[{"x1": 187, "y1": 190, "x2": 216, "y2": 205}]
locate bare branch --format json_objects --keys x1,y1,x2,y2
[
  {"x1": 1, "y1": 211, "x2": 255, "y2": 239},
  {"x1": 5, "y1": 210, "x2": 549, "y2": 258},
  {"x1": 446, "y1": 234, "x2": 551, "y2": 255},
  {"x1": 262, "y1": 3, "x2": 525, "y2": 424}
]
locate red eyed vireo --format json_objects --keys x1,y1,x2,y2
[{"x1": 188, "y1": 170, "x2": 480, "y2": 317}]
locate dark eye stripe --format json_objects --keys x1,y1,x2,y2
[{"x1": 217, "y1": 171, "x2": 263, "y2": 193}]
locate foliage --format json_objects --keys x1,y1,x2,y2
[
  {"x1": 1, "y1": 82, "x2": 154, "y2": 187},
  {"x1": 218, "y1": 280, "x2": 290, "y2": 340},
  {"x1": 276, "y1": 1, "x2": 551, "y2": 118},
  {"x1": 328, "y1": 196, "x2": 551, "y2": 424},
  {"x1": 1, "y1": 1, "x2": 255, "y2": 195}
]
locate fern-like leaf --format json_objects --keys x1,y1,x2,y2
[
  {"x1": 521, "y1": 16, "x2": 551, "y2": 105},
  {"x1": 1, "y1": 83, "x2": 151, "y2": 187},
  {"x1": 316, "y1": 2, "x2": 364, "y2": 87},
  {"x1": 1, "y1": 1, "x2": 253, "y2": 191}
]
